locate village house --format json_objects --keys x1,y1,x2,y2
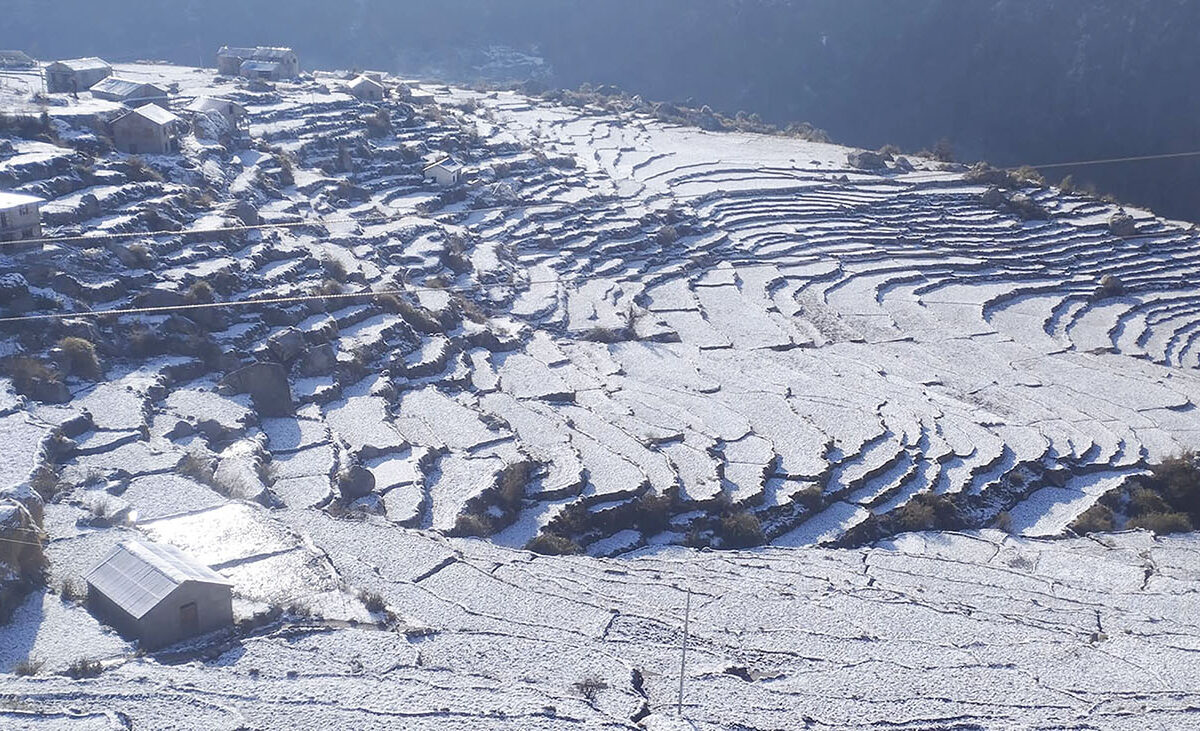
[
  {"x1": 84, "y1": 541, "x2": 234, "y2": 650},
  {"x1": 217, "y1": 46, "x2": 299, "y2": 80},
  {"x1": 111, "y1": 104, "x2": 183, "y2": 155},
  {"x1": 0, "y1": 192, "x2": 44, "y2": 243},
  {"x1": 424, "y1": 156, "x2": 465, "y2": 187},
  {"x1": 44, "y1": 57, "x2": 112, "y2": 93},
  {"x1": 347, "y1": 75, "x2": 385, "y2": 102},
  {"x1": 183, "y1": 96, "x2": 248, "y2": 138},
  {"x1": 0, "y1": 50, "x2": 35, "y2": 69},
  {"x1": 90, "y1": 77, "x2": 169, "y2": 107}
]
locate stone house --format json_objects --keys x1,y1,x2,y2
[
  {"x1": 347, "y1": 75, "x2": 385, "y2": 101},
  {"x1": 84, "y1": 541, "x2": 233, "y2": 650},
  {"x1": 111, "y1": 104, "x2": 183, "y2": 155},
  {"x1": 90, "y1": 77, "x2": 169, "y2": 107},
  {"x1": 0, "y1": 192, "x2": 44, "y2": 243},
  {"x1": 217, "y1": 46, "x2": 299, "y2": 80},
  {"x1": 44, "y1": 57, "x2": 112, "y2": 93},
  {"x1": 0, "y1": 50, "x2": 35, "y2": 69}
]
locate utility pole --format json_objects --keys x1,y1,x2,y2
[{"x1": 677, "y1": 587, "x2": 691, "y2": 717}]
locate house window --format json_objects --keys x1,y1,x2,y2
[
  {"x1": 0, "y1": 213, "x2": 7, "y2": 227},
  {"x1": 21, "y1": 229, "x2": 33, "y2": 239}
]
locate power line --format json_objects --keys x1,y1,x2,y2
[
  {"x1": 0, "y1": 276, "x2": 575, "y2": 324},
  {"x1": 1025, "y1": 150, "x2": 1200, "y2": 171}
]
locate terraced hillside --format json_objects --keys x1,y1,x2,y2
[
  {"x1": 2, "y1": 64, "x2": 1200, "y2": 561},
  {"x1": 4, "y1": 62, "x2": 1200, "y2": 730}
]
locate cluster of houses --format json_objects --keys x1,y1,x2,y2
[{"x1": 1, "y1": 45, "x2": 474, "y2": 249}]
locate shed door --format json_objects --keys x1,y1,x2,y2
[{"x1": 180, "y1": 602, "x2": 199, "y2": 635}]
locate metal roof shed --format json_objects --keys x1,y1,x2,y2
[{"x1": 84, "y1": 541, "x2": 234, "y2": 649}]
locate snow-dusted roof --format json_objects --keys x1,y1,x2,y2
[
  {"x1": 183, "y1": 96, "x2": 244, "y2": 115},
  {"x1": 0, "y1": 191, "x2": 45, "y2": 210},
  {"x1": 84, "y1": 541, "x2": 231, "y2": 620},
  {"x1": 425, "y1": 157, "x2": 464, "y2": 174},
  {"x1": 91, "y1": 77, "x2": 165, "y2": 100},
  {"x1": 48, "y1": 57, "x2": 110, "y2": 72},
  {"x1": 0, "y1": 50, "x2": 34, "y2": 67},
  {"x1": 348, "y1": 75, "x2": 384, "y2": 92},
  {"x1": 219, "y1": 46, "x2": 295, "y2": 61},
  {"x1": 124, "y1": 104, "x2": 181, "y2": 126}
]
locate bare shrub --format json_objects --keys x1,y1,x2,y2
[
  {"x1": 14, "y1": 656, "x2": 43, "y2": 676},
  {"x1": 66, "y1": 658, "x2": 103, "y2": 679},
  {"x1": 719, "y1": 510, "x2": 764, "y2": 549},
  {"x1": 574, "y1": 675, "x2": 609, "y2": 703},
  {"x1": 1128, "y1": 512, "x2": 1193, "y2": 535},
  {"x1": 1071, "y1": 503, "x2": 1115, "y2": 534},
  {"x1": 56, "y1": 337, "x2": 102, "y2": 380},
  {"x1": 526, "y1": 532, "x2": 582, "y2": 556}
]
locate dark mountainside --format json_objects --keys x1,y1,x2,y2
[{"x1": 5, "y1": 0, "x2": 1199, "y2": 221}]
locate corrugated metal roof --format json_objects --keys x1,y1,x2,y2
[
  {"x1": 0, "y1": 191, "x2": 45, "y2": 209},
  {"x1": 84, "y1": 541, "x2": 231, "y2": 619},
  {"x1": 425, "y1": 156, "x2": 464, "y2": 173},
  {"x1": 92, "y1": 77, "x2": 164, "y2": 100},
  {"x1": 50, "y1": 57, "x2": 110, "y2": 72}
]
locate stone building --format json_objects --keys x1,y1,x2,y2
[
  {"x1": 347, "y1": 75, "x2": 385, "y2": 101},
  {"x1": 424, "y1": 157, "x2": 465, "y2": 187},
  {"x1": 45, "y1": 57, "x2": 112, "y2": 93},
  {"x1": 0, "y1": 192, "x2": 44, "y2": 243},
  {"x1": 111, "y1": 104, "x2": 183, "y2": 155},
  {"x1": 217, "y1": 46, "x2": 299, "y2": 80}
]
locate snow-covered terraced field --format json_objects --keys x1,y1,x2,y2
[
  {"x1": 3, "y1": 63, "x2": 1200, "y2": 728},
  {"x1": 6, "y1": 529, "x2": 1200, "y2": 730}
]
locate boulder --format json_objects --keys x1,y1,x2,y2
[
  {"x1": 847, "y1": 150, "x2": 887, "y2": 170},
  {"x1": 233, "y1": 200, "x2": 260, "y2": 227},
  {"x1": 1109, "y1": 212, "x2": 1138, "y2": 238},
  {"x1": 267, "y1": 328, "x2": 306, "y2": 364},
  {"x1": 337, "y1": 464, "x2": 376, "y2": 501},
  {"x1": 298, "y1": 343, "x2": 337, "y2": 377},
  {"x1": 220, "y1": 362, "x2": 294, "y2": 417}
]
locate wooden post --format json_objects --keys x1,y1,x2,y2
[{"x1": 677, "y1": 587, "x2": 691, "y2": 716}]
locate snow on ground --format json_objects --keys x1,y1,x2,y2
[{"x1": 3, "y1": 62, "x2": 1200, "y2": 729}]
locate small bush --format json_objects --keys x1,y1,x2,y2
[
  {"x1": 451, "y1": 513, "x2": 493, "y2": 538},
  {"x1": 1071, "y1": 503, "x2": 1115, "y2": 534},
  {"x1": 178, "y1": 451, "x2": 216, "y2": 486},
  {"x1": 30, "y1": 465, "x2": 64, "y2": 503},
  {"x1": 719, "y1": 510, "x2": 764, "y2": 549},
  {"x1": 358, "y1": 590, "x2": 387, "y2": 614},
  {"x1": 655, "y1": 225, "x2": 679, "y2": 246},
  {"x1": 126, "y1": 243, "x2": 153, "y2": 268},
  {"x1": 66, "y1": 658, "x2": 103, "y2": 679},
  {"x1": 322, "y1": 256, "x2": 349, "y2": 282},
  {"x1": 60, "y1": 577, "x2": 88, "y2": 603},
  {"x1": 896, "y1": 493, "x2": 960, "y2": 533},
  {"x1": 185, "y1": 280, "x2": 215, "y2": 304},
  {"x1": 1128, "y1": 511, "x2": 1193, "y2": 535},
  {"x1": 14, "y1": 656, "x2": 43, "y2": 676},
  {"x1": 124, "y1": 157, "x2": 162, "y2": 183},
  {"x1": 526, "y1": 532, "x2": 582, "y2": 556},
  {"x1": 574, "y1": 675, "x2": 608, "y2": 703},
  {"x1": 56, "y1": 337, "x2": 101, "y2": 380},
  {"x1": 994, "y1": 511, "x2": 1014, "y2": 534},
  {"x1": 3, "y1": 356, "x2": 61, "y2": 396}
]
